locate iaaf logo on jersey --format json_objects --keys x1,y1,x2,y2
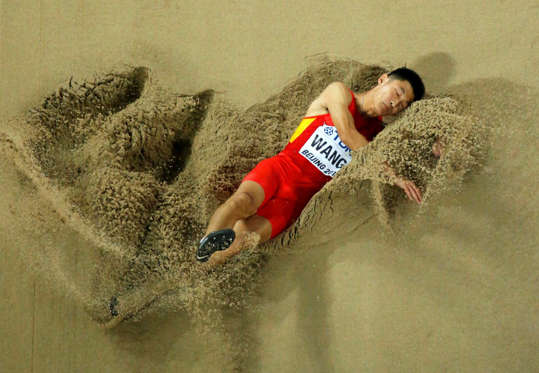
[
  {"x1": 316, "y1": 125, "x2": 351, "y2": 154},
  {"x1": 323, "y1": 125, "x2": 334, "y2": 136}
]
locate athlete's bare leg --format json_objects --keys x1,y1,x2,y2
[
  {"x1": 204, "y1": 180, "x2": 266, "y2": 236},
  {"x1": 207, "y1": 214, "x2": 272, "y2": 266},
  {"x1": 201, "y1": 180, "x2": 270, "y2": 265}
]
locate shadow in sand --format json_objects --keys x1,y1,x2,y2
[
  {"x1": 295, "y1": 249, "x2": 336, "y2": 373},
  {"x1": 410, "y1": 52, "x2": 457, "y2": 95}
]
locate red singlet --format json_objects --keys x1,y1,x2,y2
[{"x1": 243, "y1": 90, "x2": 384, "y2": 238}]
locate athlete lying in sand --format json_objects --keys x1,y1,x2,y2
[{"x1": 197, "y1": 67, "x2": 438, "y2": 266}]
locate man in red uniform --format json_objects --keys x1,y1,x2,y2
[{"x1": 197, "y1": 68, "x2": 426, "y2": 265}]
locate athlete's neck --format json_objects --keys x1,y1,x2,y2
[{"x1": 355, "y1": 92, "x2": 378, "y2": 118}]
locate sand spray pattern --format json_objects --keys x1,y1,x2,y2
[{"x1": 1, "y1": 58, "x2": 496, "y2": 332}]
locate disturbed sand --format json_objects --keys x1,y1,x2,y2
[
  {"x1": 1, "y1": 1, "x2": 538, "y2": 372},
  {"x1": 1, "y1": 59, "x2": 488, "y2": 330}
]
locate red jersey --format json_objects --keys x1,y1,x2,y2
[
  {"x1": 242, "y1": 89, "x2": 384, "y2": 238},
  {"x1": 281, "y1": 89, "x2": 384, "y2": 186}
]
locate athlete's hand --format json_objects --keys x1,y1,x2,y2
[{"x1": 395, "y1": 177, "x2": 422, "y2": 204}]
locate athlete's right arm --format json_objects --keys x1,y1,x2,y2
[{"x1": 318, "y1": 82, "x2": 369, "y2": 151}]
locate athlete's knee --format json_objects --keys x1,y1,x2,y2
[
  {"x1": 226, "y1": 191, "x2": 258, "y2": 217},
  {"x1": 233, "y1": 219, "x2": 249, "y2": 234}
]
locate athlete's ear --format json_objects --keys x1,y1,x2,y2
[{"x1": 378, "y1": 73, "x2": 389, "y2": 85}]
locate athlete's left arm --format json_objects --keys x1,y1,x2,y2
[
  {"x1": 383, "y1": 162, "x2": 422, "y2": 204},
  {"x1": 320, "y1": 82, "x2": 369, "y2": 151}
]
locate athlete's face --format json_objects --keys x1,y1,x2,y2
[{"x1": 372, "y1": 74, "x2": 415, "y2": 116}]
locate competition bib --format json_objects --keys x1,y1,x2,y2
[{"x1": 299, "y1": 124, "x2": 352, "y2": 178}]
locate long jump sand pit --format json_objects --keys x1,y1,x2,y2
[{"x1": 0, "y1": 58, "x2": 488, "y2": 340}]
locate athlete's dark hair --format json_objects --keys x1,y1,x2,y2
[{"x1": 388, "y1": 67, "x2": 425, "y2": 102}]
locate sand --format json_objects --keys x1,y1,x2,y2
[{"x1": 1, "y1": 1, "x2": 537, "y2": 372}]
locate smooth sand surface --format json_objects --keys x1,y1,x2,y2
[{"x1": 1, "y1": 1, "x2": 538, "y2": 372}]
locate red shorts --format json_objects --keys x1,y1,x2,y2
[{"x1": 242, "y1": 153, "x2": 324, "y2": 238}]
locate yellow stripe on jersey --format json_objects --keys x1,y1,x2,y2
[{"x1": 289, "y1": 117, "x2": 316, "y2": 143}]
